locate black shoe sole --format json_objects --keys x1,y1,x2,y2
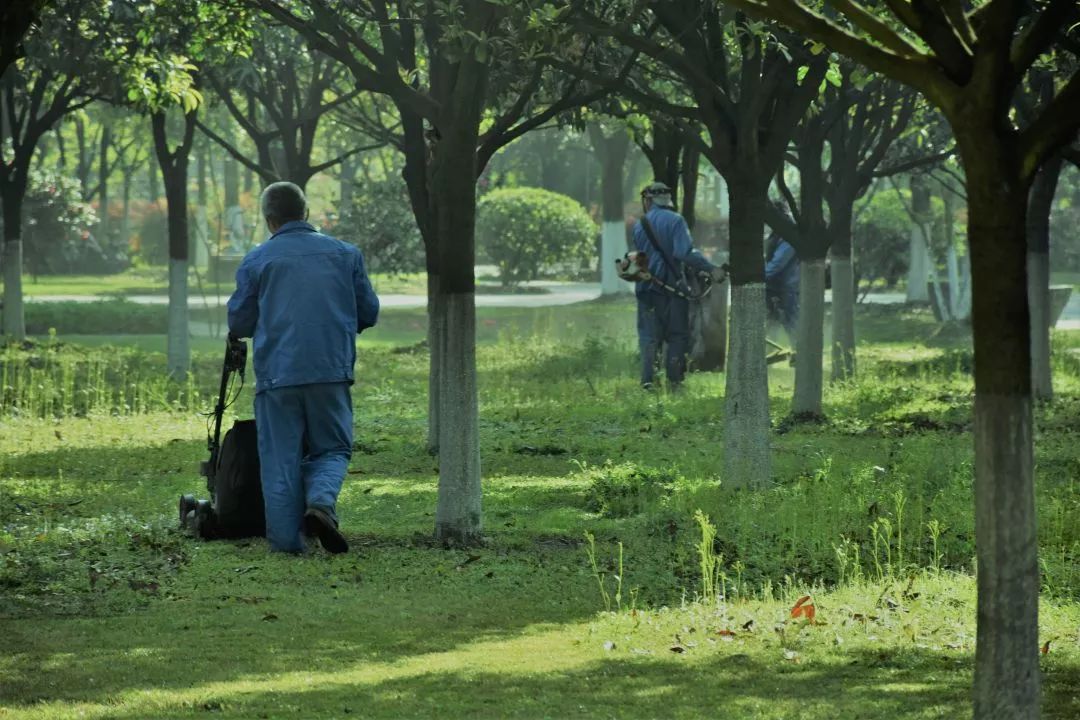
[{"x1": 304, "y1": 510, "x2": 349, "y2": 554}]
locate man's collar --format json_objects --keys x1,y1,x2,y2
[{"x1": 270, "y1": 220, "x2": 316, "y2": 239}]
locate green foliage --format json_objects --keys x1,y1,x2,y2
[
  {"x1": 18, "y1": 168, "x2": 129, "y2": 276},
  {"x1": 582, "y1": 461, "x2": 678, "y2": 518},
  {"x1": 332, "y1": 178, "x2": 425, "y2": 276},
  {"x1": 23, "y1": 301, "x2": 167, "y2": 337},
  {"x1": 477, "y1": 187, "x2": 596, "y2": 286},
  {"x1": 853, "y1": 188, "x2": 912, "y2": 289}
]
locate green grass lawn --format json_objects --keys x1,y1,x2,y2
[{"x1": 1, "y1": 303, "x2": 1078, "y2": 719}]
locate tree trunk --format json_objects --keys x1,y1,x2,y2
[
  {"x1": 907, "y1": 176, "x2": 931, "y2": 303},
  {"x1": 830, "y1": 209, "x2": 856, "y2": 380},
  {"x1": 723, "y1": 182, "x2": 770, "y2": 488},
  {"x1": 223, "y1": 127, "x2": 244, "y2": 254},
  {"x1": 962, "y1": 142, "x2": 1039, "y2": 720},
  {"x1": 340, "y1": 154, "x2": 355, "y2": 220},
  {"x1": 148, "y1": 159, "x2": 160, "y2": 203},
  {"x1": 194, "y1": 140, "x2": 209, "y2": 270},
  {"x1": 1027, "y1": 157, "x2": 1062, "y2": 401},
  {"x1": 98, "y1": 125, "x2": 111, "y2": 244},
  {"x1": 426, "y1": 269, "x2": 443, "y2": 454},
  {"x1": 831, "y1": 254, "x2": 857, "y2": 379},
  {"x1": 120, "y1": 169, "x2": 132, "y2": 254},
  {"x1": 152, "y1": 112, "x2": 194, "y2": 378},
  {"x1": 432, "y1": 130, "x2": 482, "y2": 545},
  {"x1": 164, "y1": 163, "x2": 190, "y2": 377},
  {"x1": 1, "y1": 186, "x2": 26, "y2": 339},
  {"x1": 680, "y1": 142, "x2": 700, "y2": 230},
  {"x1": 792, "y1": 258, "x2": 826, "y2": 417},
  {"x1": 590, "y1": 126, "x2": 630, "y2": 295}
]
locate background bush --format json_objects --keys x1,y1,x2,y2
[
  {"x1": 477, "y1": 187, "x2": 596, "y2": 286},
  {"x1": 25, "y1": 300, "x2": 166, "y2": 335},
  {"x1": 12, "y1": 168, "x2": 127, "y2": 276},
  {"x1": 331, "y1": 177, "x2": 426, "y2": 276}
]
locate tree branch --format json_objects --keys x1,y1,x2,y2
[
  {"x1": 1019, "y1": 68, "x2": 1080, "y2": 183},
  {"x1": 725, "y1": 0, "x2": 933, "y2": 93}
]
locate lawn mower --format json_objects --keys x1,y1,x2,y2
[{"x1": 178, "y1": 336, "x2": 265, "y2": 539}]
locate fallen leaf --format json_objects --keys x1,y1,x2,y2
[
  {"x1": 54, "y1": 430, "x2": 63, "y2": 441},
  {"x1": 603, "y1": 641, "x2": 616, "y2": 651},
  {"x1": 1041, "y1": 640, "x2": 1051, "y2": 655},
  {"x1": 670, "y1": 645, "x2": 686, "y2": 654},
  {"x1": 716, "y1": 629, "x2": 736, "y2": 641},
  {"x1": 742, "y1": 619, "x2": 755, "y2": 632},
  {"x1": 783, "y1": 649, "x2": 800, "y2": 662},
  {"x1": 262, "y1": 613, "x2": 278, "y2": 622}
]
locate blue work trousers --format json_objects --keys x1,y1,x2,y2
[
  {"x1": 254, "y1": 382, "x2": 353, "y2": 552},
  {"x1": 637, "y1": 291, "x2": 690, "y2": 387}
]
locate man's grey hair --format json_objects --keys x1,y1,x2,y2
[{"x1": 261, "y1": 182, "x2": 308, "y2": 226}]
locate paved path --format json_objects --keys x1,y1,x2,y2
[{"x1": 26, "y1": 283, "x2": 1080, "y2": 328}]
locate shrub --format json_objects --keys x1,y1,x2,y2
[
  {"x1": 583, "y1": 461, "x2": 679, "y2": 518},
  {"x1": 25, "y1": 300, "x2": 166, "y2": 335},
  {"x1": 330, "y1": 178, "x2": 425, "y2": 276},
  {"x1": 13, "y1": 168, "x2": 128, "y2": 276},
  {"x1": 477, "y1": 187, "x2": 596, "y2": 286}
]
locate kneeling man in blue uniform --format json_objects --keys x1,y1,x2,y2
[{"x1": 227, "y1": 182, "x2": 379, "y2": 554}]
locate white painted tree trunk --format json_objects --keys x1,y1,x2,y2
[
  {"x1": 973, "y1": 394, "x2": 1039, "y2": 718},
  {"x1": 600, "y1": 221, "x2": 629, "y2": 295},
  {"x1": 830, "y1": 255, "x2": 856, "y2": 381},
  {"x1": 792, "y1": 260, "x2": 825, "y2": 417},
  {"x1": 1027, "y1": 251, "x2": 1052, "y2": 400},
  {"x1": 1, "y1": 239, "x2": 25, "y2": 340},
  {"x1": 167, "y1": 258, "x2": 190, "y2": 378},
  {"x1": 956, "y1": 252, "x2": 972, "y2": 320},
  {"x1": 946, "y1": 243, "x2": 960, "y2": 315},
  {"x1": 434, "y1": 292, "x2": 481, "y2": 542},
  {"x1": 907, "y1": 224, "x2": 930, "y2": 302},
  {"x1": 723, "y1": 283, "x2": 770, "y2": 488}
]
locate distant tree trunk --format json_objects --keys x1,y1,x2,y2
[
  {"x1": 723, "y1": 178, "x2": 770, "y2": 487},
  {"x1": 792, "y1": 257, "x2": 826, "y2": 416},
  {"x1": 194, "y1": 139, "x2": 210, "y2": 270},
  {"x1": 222, "y1": 122, "x2": 243, "y2": 254},
  {"x1": 98, "y1": 125, "x2": 111, "y2": 244},
  {"x1": 680, "y1": 143, "x2": 700, "y2": 230},
  {"x1": 830, "y1": 204, "x2": 856, "y2": 380},
  {"x1": 432, "y1": 128, "x2": 482, "y2": 545},
  {"x1": 1027, "y1": 157, "x2": 1062, "y2": 401},
  {"x1": 120, "y1": 167, "x2": 133, "y2": 254},
  {"x1": 148, "y1": 158, "x2": 160, "y2": 203},
  {"x1": 1, "y1": 182, "x2": 27, "y2": 339},
  {"x1": 588, "y1": 124, "x2": 631, "y2": 295},
  {"x1": 339, "y1": 154, "x2": 355, "y2": 219},
  {"x1": 151, "y1": 111, "x2": 196, "y2": 378},
  {"x1": 961, "y1": 133, "x2": 1039, "y2": 720},
  {"x1": 907, "y1": 175, "x2": 931, "y2": 302}
]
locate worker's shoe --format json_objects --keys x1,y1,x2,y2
[{"x1": 304, "y1": 507, "x2": 348, "y2": 554}]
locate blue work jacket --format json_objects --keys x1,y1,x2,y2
[
  {"x1": 631, "y1": 206, "x2": 714, "y2": 296},
  {"x1": 765, "y1": 236, "x2": 800, "y2": 295},
  {"x1": 227, "y1": 221, "x2": 380, "y2": 393}
]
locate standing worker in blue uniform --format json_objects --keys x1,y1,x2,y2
[
  {"x1": 632, "y1": 182, "x2": 722, "y2": 390},
  {"x1": 227, "y1": 182, "x2": 380, "y2": 554}
]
